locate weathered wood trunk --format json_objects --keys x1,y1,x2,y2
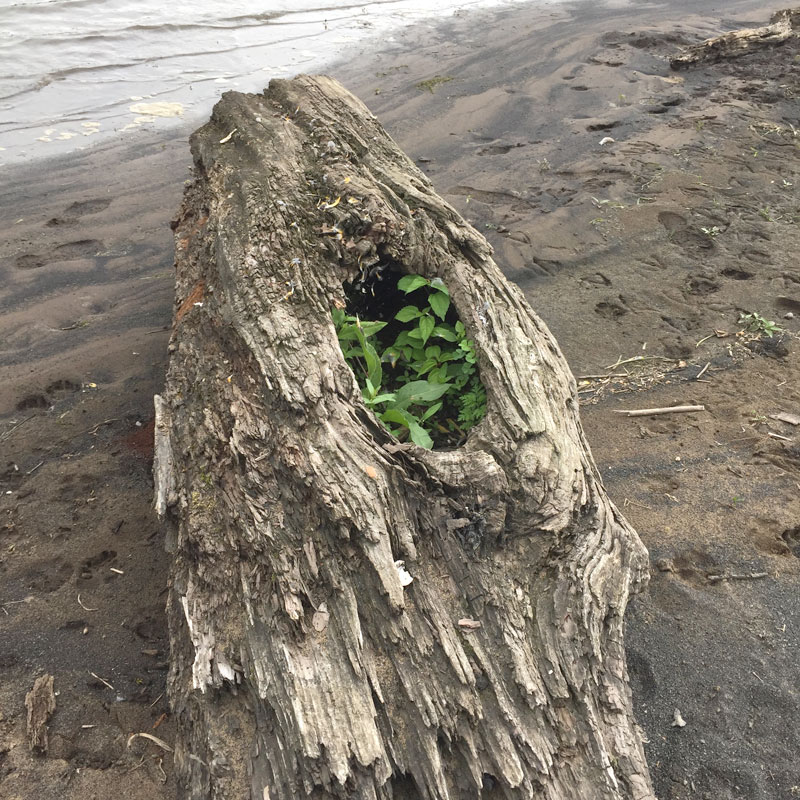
[
  {"x1": 156, "y1": 75, "x2": 654, "y2": 800},
  {"x1": 671, "y1": 7, "x2": 800, "y2": 69}
]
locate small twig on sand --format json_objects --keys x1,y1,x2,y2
[
  {"x1": 0, "y1": 415, "x2": 35, "y2": 443},
  {"x1": 77, "y1": 594, "x2": 98, "y2": 612},
  {"x1": 696, "y1": 362, "x2": 710, "y2": 379},
  {"x1": 125, "y1": 754, "x2": 155, "y2": 774},
  {"x1": 605, "y1": 355, "x2": 675, "y2": 370},
  {"x1": 707, "y1": 571, "x2": 768, "y2": 584},
  {"x1": 90, "y1": 672, "x2": 116, "y2": 691},
  {"x1": 127, "y1": 732, "x2": 174, "y2": 753},
  {"x1": 86, "y1": 418, "x2": 119, "y2": 436},
  {"x1": 623, "y1": 497, "x2": 652, "y2": 510},
  {"x1": 152, "y1": 712, "x2": 168, "y2": 730},
  {"x1": 1, "y1": 596, "x2": 33, "y2": 615},
  {"x1": 767, "y1": 432, "x2": 793, "y2": 442},
  {"x1": 696, "y1": 333, "x2": 715, "y2": 348},
  {"x1": 614, "y1": 405, "x2": 706, "y2": 417}
]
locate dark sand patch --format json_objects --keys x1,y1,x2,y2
[{"x1": 1, "y1": 1, "x2": 798, "y2": 798}]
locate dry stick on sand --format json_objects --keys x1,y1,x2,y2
[
  {"x1": 614, "y1": 405, "x2": 706, "y2": 417},
  {"x1": 707, "y1": 572, "x2": 769, "y2": 583},
  {"x1": 127, "y1": 732, "x2": 175, "y2": 753},
  {"x1": 605, "y1": 355, "x2": 675, "y2": 370},
  {"x1": 0, "y1": 415, "x2": 35, "y2": 443}
]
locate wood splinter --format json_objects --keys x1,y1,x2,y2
[{"x1": 614, "y1": 405, "x2": 706, "y2": 417}]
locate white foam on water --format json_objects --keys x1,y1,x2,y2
[{"x1": 0, "y1": 0, "x2": 541, "y2": 164}]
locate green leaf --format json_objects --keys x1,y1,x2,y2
[
  {"x1": 428, "y1": 292, "x2": 450, "y2": 320},
  {"x1": 365, "y1": 392, "x2": 396, "y2": 407},
  {"x1": 455, "y1": 320, "x2": 466, "y2": 337},
  {"x1": 425, "y1": 345, "x2": 441, "y2": 359},
  {"x1": 358, "y1": 320, "x2": 388, "y2": 338},
  {"x1": 418, "y1": 314, "x2": 435, "y2": 345},
  {"x1": 397, "y1": 275, "x2": 429, "y2": 294},
  {"x1": 394, "y1": 380, "x2": 451, "y2": 406},
  {"x1": 336, "y1": 322, "x2": 361, "y2": 342},
  {"x1": 407, "y1": 420, "x2": 433, "y2": 449},
  {"x1": 415, "y1": 358, "x2": 438, "y2": 376},
  {"x1": 338, "y1": 319, "x2": 387, "y2": 341},
  {"x1": 396, "y1": 305, "x2": 422, "y2": 323},
  {"x1": 355, "y1": 325, "x2": 382, "y2": 390},
  {"x1": 432, "y1": 325, "x2": 457, "y2": 342},
  {"x1": 380, "y1": 408, "x2": 411, "y2": 427},
  {"x1": 420, "y1": 401, "x2": 443, "y2": 422},
  {"x1": 341, "y1": 345, "x2": 361, "y2": 359},
  {"x1": 429, "y1": 364, "x2": 449, "y2": 383},
  {"x1": 379, "y1": 408, "x2": 433, "y2": 449},
  {"x1": 429, "y1": 277, "x2": 449, "y2": 296},
  {"x1": 383, "y1": 348, "x2": 402, "y2": 367}
]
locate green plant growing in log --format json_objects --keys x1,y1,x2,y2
[{"x1": 333, "y1": 274, "x2": 486, "y2": 449}]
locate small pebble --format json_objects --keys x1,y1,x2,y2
[{"x1": 784, "y1": 312, "x2": 794, "y2": 320}]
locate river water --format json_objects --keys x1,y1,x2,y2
[{"x1": 0, "y1": 0, "x2": 533, "y2": 164}]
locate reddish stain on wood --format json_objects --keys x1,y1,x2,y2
[{"x1": 176, "y1": 280, "x2": 205, "y2": 323}]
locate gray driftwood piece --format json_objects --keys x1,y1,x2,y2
[
  {"x1": 671, "y1": 7, "x2": 800, "y2": 69},
  {"x1": 156, "y1": 75, "x2": 654, "y2": 800},
  {"x1": 25, "y1": 674, "x2": 56, "y2": 753}
]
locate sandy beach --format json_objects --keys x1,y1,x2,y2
[{"x1": 1, "y1": 1, "x2": 799, "y2": 797}]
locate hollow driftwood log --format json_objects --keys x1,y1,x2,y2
[
  {"x1": 671, "y1": 7, "x2": 800, "y2": 69},
  {"x1": 156, "y1": 75, "x2": 654, "y2": 800}
]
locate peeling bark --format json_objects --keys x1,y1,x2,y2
[
  {"x1": 157, "y1": 75, "x2": 654, "y2": 800},
  {"x1": 671, "y1": 7, "x2": 800, "y2": 69}
]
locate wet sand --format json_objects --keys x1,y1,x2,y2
[{"x1": 1, "y1": 1, "x2": 799, "y2": 797}]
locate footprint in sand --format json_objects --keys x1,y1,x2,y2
[
  {"x1": 686, "y1": 275, "x2": 720, "y2": 295},
  {"x1": 14, "y1": 239, "x2": 104, "y2": 270},
  {"x1": 78, "y1": 549, "x2": 118, "y2": 584},
  {"x1": 15, "y1": 378, "x2": 81, "y2": 411},
  {"x1": 720, "y1": 267, "x2": 753, "y2": 280},
  {"x1": 658, "y1": 211, "x2": 715, "y2": 251},
  {"x1": 24, "y1": 557, "x2": 74, "y2": 593},
  {"x1": 782, "y1": 526, "x2": 800, "y2": 558},
  {"x1": 595, "y1": 298, "x2": 629, "y2": 319},
  {"x1": 66, "y1": 198, "x2": 112, "y2": 217},
  {"x1": 42, "y1": 198, "x2": 111, "y2": 229}
]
